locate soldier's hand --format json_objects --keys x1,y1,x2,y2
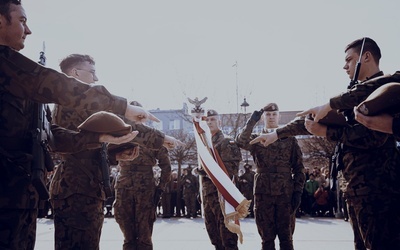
[
  {"x1": 116, "y1": 146, "x2": 140, "y2": 161},
  {"x1": 163, "y1": 135, "x2": 185, "y2": 150},
  {"x1": 354, "y1": 107, "x2": 394, "y2": 133},
  {"x1": 249, "y1": 131, "x2": 278, "y2": 147},
  {"x1": 296, "y1": 103, "x2": 332, "y2": 122},
  {"x1": 250, "y1": 110, "x2": 264, "y2": 122},
  {"x1": 304, "y1": 118, "x2": 327, "y2": 137},
  {"x1": 99, "y1": 131, "x2": 139, "y2": 144},
  {"x1": 125, "y1": 104, "x2": 160, "y2": 123}
]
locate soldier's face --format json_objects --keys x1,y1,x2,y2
[
  {"x1": 71, "y1": 61, "x2": 98, "y2": 84},
  {"x1": 205, "y1": 116, "x2": 220, "y2": 134},
  {"x1": 343, "y1": 48, "x2": 368, "y2": 81},
  {"x1": 263, "y1": 111, "x2": 279, "y2": 128},
  {"x1": 0, "y1": 4, "x2": 31, "y2": 51}
]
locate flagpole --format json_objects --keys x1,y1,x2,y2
[{"x1": 233, "y1": 61, "x2": 238, "y2": 113}]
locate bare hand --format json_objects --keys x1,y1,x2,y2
[
  {"x1": 297, "y1": 103, "x2": 332, "y2": 122},
  {"x1": 249, "y1": 131, "x2": 278, "y2": 147},
  {"x1": 116, "y1": 146, "x2": 140, "y2": 161},
  {"x1": 124, "y1": 104, "x2": 160, "y2": 123},
  {"x1": 354, "y1": 107, "x2": 393, "y2": 134},
  {"x1": 163, "y1": 135, "x2": 185, "y2": 150},
  {"x1": 99, "y1": 131, "x2": 139, "y2": 144},
  {"x1": 304, "y1": 118, "x2": 327, "y2": 137}
]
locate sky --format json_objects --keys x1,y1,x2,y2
[{"x1": 21, "y1": 0, "x2": 400, "y2": 114}]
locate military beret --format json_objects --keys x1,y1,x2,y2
[
  {"x1": 206, "y1": 109, "x2": 219, "y2": 117},
  {"x1": 263, "y1": 103, "x2": 279, "y2": 112},
  {"x1": 77, "y1": 111, "x2": 132, "y2": 136},
  {"x1": 357, "y1": 82, "x2": 400, "y2": 116}
]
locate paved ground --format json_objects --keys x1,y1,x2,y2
[{"x1": 36, "y1": 215, "x2": 354, "y2": 250}]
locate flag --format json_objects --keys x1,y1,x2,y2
[{"x1": 193, "y1": 118, "x2": 250, "y2": 243}]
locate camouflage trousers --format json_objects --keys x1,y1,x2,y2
[
  {"x1": 346, "y1": 194, "x2": 400, "y2": 250},
  {"x1": 114, "y1": 187, "x2": 156, "y2": 250},
  {"x1": 346, "y1": 203, "x2": 366, "y2": 250},
  {"x1": 183, "y1": 192, "x2": 197, "y2": 217},
  {"x1": 203, "y1": 192, "x2": 238, "y2": 250},
  {"x1": 51, "y1": 194, "x2": 104, "y2": 250},
  {"x1": 254, "y1": 194, "x2": 293, "y2": 250},
  {"x1": 0, "y1": 208, "x2": 37, "y2": 250}
]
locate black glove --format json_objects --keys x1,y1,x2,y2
[
  {"x1": 196, "y1": 167, "x2": 207, "y2": 176},
  {"x1": 250, "y1": 110, "x2": 264, "y2": 122},
  {"x1": 153, "y1": 187, "x2": 163, "y2": 207},
  {"x1": 291, "y1": 192, "x2": 302, "y2": 213}
]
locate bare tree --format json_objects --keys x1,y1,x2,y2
[
  {"x1": 166, "y1": 129, "x2": 198, "y2": 216},
  {"x1": 297, "y1": 135, "x2": 336, "y2": 169}
]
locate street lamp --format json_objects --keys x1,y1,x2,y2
[
  {"x1": 240, "y1": 97, "x2": 250, "y2": 163},
  {"x1": 240, "y1": 97, "x2": 249, "y2": 115}
]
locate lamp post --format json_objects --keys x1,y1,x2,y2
[{"x1": 240, "y1": 97, "x2": 250, "y2": 163}]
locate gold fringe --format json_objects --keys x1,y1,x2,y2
[{"x1": 219, "y1": 195, "x2": 251, "y2": 244}]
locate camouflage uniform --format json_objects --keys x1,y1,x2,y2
[
  {"x1": 276, "y1": 72, "x2": 400, "y2": 249},
  {"x1": 0, "y1": 46, "x2": 127, "y2": 249},
  {"x1": 236, "y1": 119, "x2": 305, "y2": 250},
  {"x1": 50, "y1": 104, "x2": 165, "y2": 249},
  {"x1": 200, "y1": 130, "x2": 242, "y2": 250},
  {"x1": 182, "y1": 168, "x2": 199, "y2": 218},
  {"x1": 113, "y1": 143, "x2": 171, "y2": 250}
]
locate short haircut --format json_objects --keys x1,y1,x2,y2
[
  {"x1": 345, "y1": 37, "x2": 381, "y2": 64},
  {"x1": 0, "y1": 0, "x2": 21, "y2": 23},
  {"x1": 59, "y1": 54, "x2": 95, "y2": 74}
]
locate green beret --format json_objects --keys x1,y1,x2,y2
[
  {"x1": 206, "y1": 109, "x2": 219, "y2": 117},
  {"x1": 263, "y1": 103, "x2": 279, "y2": 112},
  {"x1": 358, "y1": 82, "x2": 400, "y2": 116},
  {"x1": 77, "y1": 111, "x2": 132, "y2": 136}
]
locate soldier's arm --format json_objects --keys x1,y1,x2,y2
[
  {"x1": 156, "y1": 147, "x2": 172, "y2": 190},
  {"x1": 1, "y1": 48, "x2": 128, "y2": 116},
  {"x1": 51, "y1": 124, "x2": 101, "y2": 153},
  {"x1": 128, "y1": 122, "x2": 165, "y2": 150},
  {"x1": 330, "y1": 72, "x2": 400, "y2": 110},
  {"x1": 235, "y1": 119, "x2": 258, "y2": 151},
  {"x1": 276, "y1": 116, "x2": 311, "y2": 139},
  {"x1": 291, "y1": 138, "x2": 306, "y2": 193}
]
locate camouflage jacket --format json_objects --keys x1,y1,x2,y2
[
  {"x1": 236, "y1": 120, "x2": 305, "y2": 196},
  {"x1": 116, "y1": 145, "x2": 171, "y2": 192},
  {"x1": 50, "y1": 106, "x2": 165, "y2": 200},
  {"x1": 325, "y1": 72, "x2": 400, "y2": 196},
  {"x1": 182, "y1": 172, "x2": 199, "y2": 196},
  {"x1": 0, "y1": 45, "x2": 127, "y2": 209},
  {"x1": 201, "y1": 130, "x2": 242, "y2": 196},
  {"x1": 238, "y1": 169, "x2": 255, "y2": 195}
]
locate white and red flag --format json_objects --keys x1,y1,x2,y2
[{"x1": 193, "y1": 118, "x2": 250, "y2": 243}]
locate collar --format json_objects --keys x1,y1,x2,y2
[{"x1": 365, "y1": 71, "x2": 384, "y2": 81}]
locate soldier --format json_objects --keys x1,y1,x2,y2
[
  {"x1": 236, "y1": 103, "x2": 305, "y2": 250},
  {"x1": 181, "y1": 165, "x2": 199, "y2": 218},
  {"x1": 50, "y1": 55, "x2": 176, "y2": 249},
  {"x1": 252, "y1": 38, "x2": 400, "y2": 249},
  {"x1": 0, "y1": 1, "x2": 180, "y2": 249},
  {"x1": 198, "y1": 109, "x2": 242, "y2": 250},
  {"x1": 113, "y1": 100, "x2": 172, "y2": 250},
  {"x1": 238, "y1": 164, "x2": 255, "y2": 218},
  {"x1": 161, "y1": 171, "x2": 178, "y2": 218}
]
